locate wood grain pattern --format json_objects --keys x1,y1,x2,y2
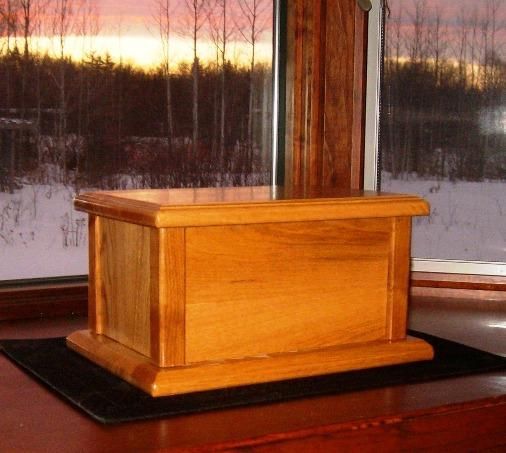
[
  {"x1": 284, "y1": 0, "x2": 304, "y2": 186},
  {"x1": 0, "y1": 282, "x2": 87, "y2": 321},
  {"x1": 71, "y1": 188, "x2": 431, "y2": 395},
  {"x1": 74, "y1": 188, "x2": 430, "y2": 228},
  {"x1": 150, "y1": 228, "x2": 186, "y2": 367},
  {"x1": 308, "y1": 0, "x2": 326, "y2": 187},
  {"x1": 66, "y1": 330, "x2": 434, "y2": 396},
  {"x1": 284, "y1": 0, "x2": 367, "y2": 189},
  {"x1": 185, "y1": 219, "x2": 391, "y2": 363},
  {"x1": 99, "y1": 218, "x2": 151, "y2": 357},
  {"x1": 322, "y1": 0, "x2": 355, "y2": 188},
  {"x1": 412, "y1": 272, "x2": 506, "y2": 292},
  {"x1": 386, "y1": 217, "x2": 412, "y2": 340},
  {"x1": 87, "y1": 215, "x2": 104, "y2": 334}
]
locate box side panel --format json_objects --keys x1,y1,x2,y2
[
  {"x1": 185, "y1": 219, "x2": 393, "y2": 363},
  {"x1": 99, "y1": 218, "x2": 151, "y2": 357}
]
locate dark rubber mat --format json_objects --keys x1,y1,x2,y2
[{"x1": 1, "y1": 331, "x2": 505, "y2": 424}]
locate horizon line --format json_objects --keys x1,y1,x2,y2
[{"x1": 0, "y1": 35, "x2": 273, "y2": 70}]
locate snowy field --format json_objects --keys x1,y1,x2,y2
[
  {"x1": 0, "y1": 176, "x2": 505, "y2": 281},
  {"x1": 381, "y1": 173, "x2": 506, "y2": 262},
  {"x1": 0, "y1": 184, "x2": 88, "y2": 280}
]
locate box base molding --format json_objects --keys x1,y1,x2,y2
[{"x1": 66, "y1": 330, "x2": 434, "y2": 397}]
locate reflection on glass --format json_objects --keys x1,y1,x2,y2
[
  {"x1": 380, "y1": 0, "x2": 505, "y2": 262},
  {"x1": 0, "y1": 0, "x2": 274, "y2": 280}
]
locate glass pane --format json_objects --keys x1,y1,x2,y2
[
  {"x1": 380, "y1": 0, "x2": 505, "y2": 262},
  {"x1": 0, "y1": 0, "x2": 274, "y2": 281}
]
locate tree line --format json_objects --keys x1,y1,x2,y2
[
  {"x1": 381, "y1": 0, "x2": 505, "y2": 181},
  {"x1": 0, "y1": 0, "x2": 273, "y2": 191}
]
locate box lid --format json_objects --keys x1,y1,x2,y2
[{"x1": 74, "y1": 186, "x2": 429, "y2": 227}]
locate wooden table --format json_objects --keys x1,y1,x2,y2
[
  {"x1": 1, "y1": 310, "x2": 505, "y2": 452},
  {"x1": 68, "y1": 186, "x2": 433, "y2": 396}
]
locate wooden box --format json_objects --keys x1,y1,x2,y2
[{"x1": 67, "y1": 186, "x2": 433, "y2": 396}]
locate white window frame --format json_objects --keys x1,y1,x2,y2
[
  {"x1": 271, "y1": 0, "x2": 282, "y2": 188},
  {"x1": 363, "y1": 0, "x2": 506, "y2": 277}
]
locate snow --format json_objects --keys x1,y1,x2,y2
[
  {"x1": 381, "y1": 173, "x2": 506, "y2": 262},
  {"x1": 1, "y1": 175, "x2": 505, "y2": 281},
  {"x1": 0, "y1": 184, "x2": 88, "y2": 280}
]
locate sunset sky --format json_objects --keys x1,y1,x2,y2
[
  {"x1": 57, "y1": 0, "x2": 505, "y2": 67},
  {"x1": 1, "y1": 0, "x2": 504, "y2": 69},
  {"x1": 0, "y1": 0, "x2": 274, "y2": 69},
  {"x1": 60, "y1": 0, "x2": 273, "y2": 69}
]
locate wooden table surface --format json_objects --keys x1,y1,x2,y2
[{"x1": 1, "y1": 297, "x2": 505, "y2": 452}]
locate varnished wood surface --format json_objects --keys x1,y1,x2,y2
[
  {"x1": 1, "y1": 301, "x2": 505, "y2": 452},
  {"x1": 75, "y1": 190, "x2": 430, "y2": 394},
  {"x1": 87, "y1": 215, "x2": 103, "y2": 334},
  {"x1": 412, "y1": 272, "x2": 506, "y2": 292},
  {"x1": 67, "y1": 330, "x2": 432, "y2": 396},
  {"x1": 0, "y1": 282, "x2": 87, "y2": 321},
  {"x1": 150, "y1": 228, "x2": 186, "y2": 367},
  {"x1": 284, "y1": 1, "x2": 368, "y2": 190},
  {"x1": 99, "y1": 218, "x2": 151, "y2": 357},
  {"x1": 409, "y1": 296, "x2": 506, "y2": 358},
  {"x1": 386, "y1": 217, "x2": 411, "y2": 340},
  {"x1": 322, "y1": 0, "x2": 356, "y2": 188},
  {"x1": 185, "y1": 219, "x2": 391, "y2": 362},
  {"x1": 74, "y1": 187, "x2": 429, "y2": 227}
]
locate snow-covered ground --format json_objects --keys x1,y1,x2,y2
[
  {"x1": 0, "y1": 184, "x2": 88, "y2": 280},
  {"x1": 0, "y1": 175, "x2": 504, "y2": 281},
  {"x1": 381, "y1": 173, "x2": 506, "y2": 262}
]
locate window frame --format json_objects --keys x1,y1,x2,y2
[
  {"x1": 0, "y1": 0, "x2": 282, "y2": 288},
  {"x1": 4, "y1": 0, "x2": 503, "y2": 319},
  {"x1": 1, "y1": 0, "x2": 371, "y2": 317},
  {"x1": 363, "y1": 0, "x2": 506, "y2": 278}
]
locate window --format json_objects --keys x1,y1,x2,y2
[
  {"x1": 0, "y1": 0, "x2": 277, "y2": 282},
  {"x1": 365, "y1": 0, "x2": 506, "y2": 277}
]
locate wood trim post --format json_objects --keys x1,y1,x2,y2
[
  {"x1": 150, "y1": 228, "x2": 186, "y2": 367},
  {"x1": 88, "y1": 215, "x2": 104, "y2": 334},
  {"x1": 285, "y1": 0, "x2": 369, "y2": 190}
]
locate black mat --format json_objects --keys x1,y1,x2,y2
[{"x1": 1, "y1": 331, "x2": 505, "y2": 424}]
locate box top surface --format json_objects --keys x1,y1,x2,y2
[{"x1": 74, "y1": 186, "x2": 429, "y2": 227}]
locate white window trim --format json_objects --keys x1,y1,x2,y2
[
  {"x1": 271, "y1": 0, "x2": 282, "y2": 188},
  {"x1": 363, "y1": 0, "x2": 506, "y2": 277}
]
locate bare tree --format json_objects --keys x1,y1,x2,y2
[
  {"x1": 153, "y1": 0, "x2": 175, "y2": 157},
  {"x1": 208, "y1": 0, "x2": 234, "y2": 167},
  {"x1": 19, "y1": 0, "x2": 32, "y2": 58},
  {"x1": 18, "y1": 0, "x2": 31, "y2": 125},
  {"x1": 384, "y1": 2, "x2": 404, "y2": 178},
  {"x1": 407, "y1": 0, "x2": 429, "y2": 65},
  {"x1": 0, "y1": 4, "x2": 5, "y2": 48},
  {"x1": 478, "y1": 0, "x2": 504, "y2": 178},
  {"x1": 181, "y1": 0, "x2": 207, "y2": 160},
  {"x1": 481, "y1": 0, "x2": 503, "y2": 91},
  {"x1": 5, "y1": 0, "x2": 20, "y2": 54},
  {"x1": 75, "y1": 0, "x2": 100, "y2": 185},
  {"x1": 427, "y1": 4, "x2": 447, "y2": 85},
  {"x1": 235, "y1": 0, "x2": 269, "y2": 167},
  {"x1": 51, "y1": 0, "x2": 81, "y2": 182},
  {"x1": 19, "y1": 0, "x2": 47, "y2": 120},
  {"x1": 76, "y1": 0, "x2": 99, "y2": 139},
  {"x1": 468, "y1": 8, "x2": 480, "y2": 89}
]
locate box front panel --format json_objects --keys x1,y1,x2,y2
[
  {"x1": 99, "y1": 218, "x2": 151, "y2": 357},
  {"x1": 185, "y1": 219, "x2": 393, "y2": 363}
]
